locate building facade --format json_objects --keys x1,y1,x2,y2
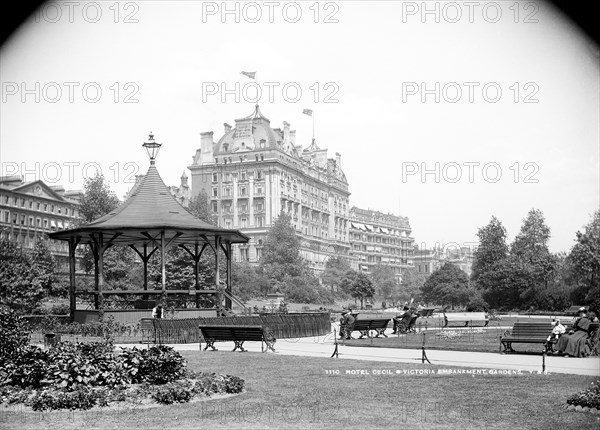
[
  {"x1": 0, "y1": 175, "x2": 81, "y2": 268},
  {"x1": 188, "y1": 105, "x2": 351, "y2": 275},
  {"x1": 411, "y1": 245, "x2": 474, "y2": 277},
  {"x1": 348, "y1": 207, "x2": 414, "y2": 283}
]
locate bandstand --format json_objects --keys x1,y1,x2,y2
[{"x1": 49, "y1": 134, "x2": 250, "y2": 325}]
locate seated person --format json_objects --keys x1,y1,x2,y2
[
  {"x1": 392, "y1": 305, "x2": 410, "y2": 334},
  {"x1": 545, "y1": 319, "x2": 566, "y2": 352},
  {"x1": 556, "y1": 308, "x2": 592, "y2": 357}
]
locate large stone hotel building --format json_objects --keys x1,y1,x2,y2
[
  {"x1": 188, "y1": 105, "x2": 351, "y2": 274},
  {"x1": 188, "y1": 105, "x2": 415, "y2": 278},
  {"x1": 349, "y1": 207, "x2": 414, "y2": 283}
]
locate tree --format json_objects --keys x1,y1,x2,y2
[
  {"x1": 471, "y1": 216, "x2": 514, "y2": 309},
  {"x1": 567, "y1": 210, "x2": 600, "y2": 314},
  {"x1": 370, "y1": 264, "x2": 397, "y2": 301},
  {"x1": 349, "y1": 272, "x2": 375, "y2": 309},
  {"x1": 471, "y1": 216, "x2": 509, "y2": 289},
  {"x1": 509, "y1": 209, "x2": 557, "y2": 307},
  {"x1": 231, "y1": 261, "x2": 269, "y2": 302},
  {"x1": 0, "y1": 238, "x2": 56, "y2": 313},
  {"x1": 420, "y1": 262, "x2": 470, "y2": 309},
  {"x1": 399, "y1": 267, "x2": 426, "y2": 305},
  {"x1": 321, "y1": 255, "x2": 352, "y2": 293},
  {"x1": 188, "y1": 189, "x2": 216, "y2": 225},
  {"x1": 77, "y1": 174, "x2": 120, "y2": 224},
  {"x1": 78, "y1": 174, "x2": 121, "y2": 274},
  {"x1": 260, "y1": 212, "x2": 306, "y2": 283}
]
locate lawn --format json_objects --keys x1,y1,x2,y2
[{"x1": 1, "y1": 352, "x2": 598, "y2": 429}]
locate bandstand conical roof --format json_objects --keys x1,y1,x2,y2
[{"x1": 49, "y1": 162, "x2": 249, "y2": 247}]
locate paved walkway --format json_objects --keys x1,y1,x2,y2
[{"x1": 139, "y1": 327, "x2": 600, "y2": 377}]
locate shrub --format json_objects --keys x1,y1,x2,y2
[
  {"x1": 465, "y1": 296, "x2": 488, "y2": 312},
  {"x1": 140, "y1": 345, "x2": 187, "y2": 384},
  {"x1": 0, "y1": 386, "x2": 34, "y2": 405},
  {"x1": 0, "y1": 306, "x2": 31, "y2": 366},
  {"x1": 27, "y1": 386, "x2": 101, "y2": 411},
  {"x1": 2, "y1": 345, "x2": 49, "y2": 388},
  {"x1": 223, "y1": 375, "x2": 245, "y2": 393},
  {"x1": 151, "y1": 380, "x2": 194, "y2": 404},
  {"x1": 567, "y1": 380, "x2": 600, "y2": 409}
]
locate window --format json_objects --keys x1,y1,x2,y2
[
  {"x1": 212, "y1": 173, "x2": 218, "y2": 182},
  {"x1": 43, "y1": 219, "x2": 48, "y2": 228},
  {"x1": 255, "y1": 247, "x2": 262, "y2": 260},
  {"x1": 240, "y1": 247, "x2": 249, "y2": 262},
  {"x1": 212, "y1": 201, "x2": 218, "y2": 213},
  {"x1": 44, "y1": 204, "x2": 48, "y2": 212},
  {"x1": 255, "y1": 216, "x2": 264, "y2": 227},
  {"x1": 240, "y1": 203, "x2": 248, "y2": 213},
  {"x1": 240, "y1": 171, "x2": 246, "y2": 181},
  {"x1": 29, "y1": 217, "x2": 34, "y2": 226},
  {"x1": 21, "y1": 199, "x2": 25, "y2": 207},
  {"x1": 256, "y1": 170, "x2": 263, "y2": 180},
  {"x1": 212, "y1": 187, "x2": 218, "y2": 197},
  {"x1": 240, "y1": 218, "x2": 247, "y2": 228},
  {"x1": 37, "y1": 202, "x2": 40, "y2": 210},
  {"x1": 224, "y1": 219, "x2": 232, "y2": 229},
  {"x1": 51, "y1": 204, "x2": 55, "y2": 213},
  {"x1": 36, "y1": 218, "x2": 41, "y2": 227},
  {"x1": 239, "y1": 186, "x2": 247, "y2": 197}
]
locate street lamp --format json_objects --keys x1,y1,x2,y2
[{"x1": 142, "y1": 132, "x2": 162, "y2": 165}]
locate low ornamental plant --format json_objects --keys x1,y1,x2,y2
[
  {"x1": 566, "y1": 380, "x2": 600, "y2": 409},
  {"x1": 0, "y1": 307, "x2": 245, "y2": 411}
]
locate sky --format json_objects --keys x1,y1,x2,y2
[{"x1": 1, "y1": 1, "x2": 598, "y2": 254}]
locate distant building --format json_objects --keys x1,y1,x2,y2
[
  {"x1": 188, "y1": 105, "x2": 351, "y2": 275},
  {"x1": 411, "y1": 245, "x2": 474, "y2": 277},
  {"x1": 412, "y1": 247, "x2": 440, "y2": 275},
  {"x1": 348, "y1": 207, "x2": 414, "y2": 283},
  {"x1": 169, "y1": 172, "x2": 192, "y2": 207},
  {"x1": 0, "y1": 175, "x2": 81, "y2": 269}
]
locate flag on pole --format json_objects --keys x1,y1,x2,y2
[
  {"x1": 241, "y1": 71, "x2": 256, "y2": 79},
  {"x1": 302, "y1": 108, "x2": 313, "y2": 116}
]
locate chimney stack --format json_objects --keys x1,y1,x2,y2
[
  {"x1": 224, "y1": 123, "x2": 232, "y2": 134},
  {"x1": 335, "y1": 152, "x2": 341, "y2": 169}
]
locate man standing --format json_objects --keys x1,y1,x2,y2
[{"x1": 152, "y1": 304, "x2": 164, "y2": 319}]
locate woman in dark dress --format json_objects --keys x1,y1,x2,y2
[{"x1": 556, "y1": 308, "x2": 591, "y2": 357}]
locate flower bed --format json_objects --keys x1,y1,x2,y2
[
  {"x1": 0, "y1": 307, "x2": 245, "y2": 411},
  {"x1": 566, "y1": 380, "x2": 600, "y2": 411}
]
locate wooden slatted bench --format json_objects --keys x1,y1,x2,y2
[
  {"x1": 444, "y1": 312, "x2": 489, "y2": 327},
  {"x1": 198, "y1": 324, "x2": 276, "y2": 353},
  {"x1": 418, "y1": 308, "x2": 437, "y2": 318},
  {"x1": 350, "y1": 315, "x2": 391, "y2": 339},
  {"x1": 501, "y1": 321, "x2": 599, "y2": 355}
]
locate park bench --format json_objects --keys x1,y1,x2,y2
[
  {"x1": 349, "y1": 314, "x2": 392, "y2": 339},
  {"x1": 565, "y1": 305, "x2": 588, "y2": 316},
  {"x1": 501, "y1": 321, "x2": 599, "y2": 355},
  {"x1": 418, "y1": 308, "x2": 437, "y2": 318},
  {"x1": 198, "y1": 324, "x2": 276, "y2": 352},
  {"x1": 500, "y1": 321, "x2": 557, "y2": 353},
  {"x1": 444, "y1": 312, "x2": 489, "y2": 327}
]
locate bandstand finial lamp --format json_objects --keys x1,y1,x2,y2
[{"x1": 142, "y1": 132, "x2": 162, "y2": 165}]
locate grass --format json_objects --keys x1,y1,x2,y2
[{"x1": 1, "y1": 352, "x2": 598, "y2": 429}]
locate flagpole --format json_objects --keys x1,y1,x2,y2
[{"x1": 312, "y1": 110, "x2": 315, "y2": 141}]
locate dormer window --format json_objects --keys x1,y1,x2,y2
[{"x1": 223, "y1": 143, "x2": 229, "y2": 152}]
